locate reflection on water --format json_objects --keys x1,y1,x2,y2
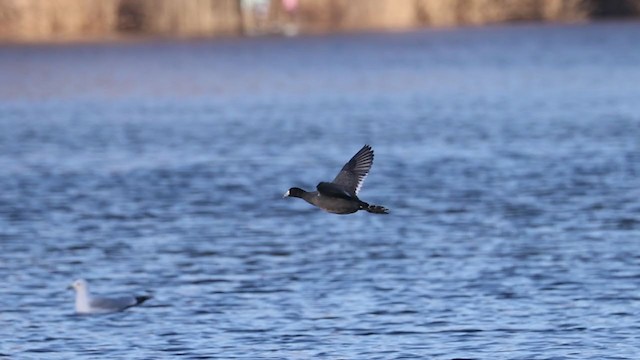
[{"x1": 1, "y1": 22, "x2": 640, "y2": 358}]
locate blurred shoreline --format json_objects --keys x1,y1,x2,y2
[{"x1": 1, "y1": 0, "x2": 639, "y2": 43}]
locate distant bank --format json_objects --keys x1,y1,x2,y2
[{"x1": 1, "y1": 0, "x2": 639, "y2": 43}]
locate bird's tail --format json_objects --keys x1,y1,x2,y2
[
  {"x1": 135, "y1": 295, "x2": 152, "y2": 306},
  {"x1": 360, "y1": 201, "x2": 389, "y2": 214}
]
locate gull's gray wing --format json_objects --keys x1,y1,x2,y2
[
  {"x1": 331, "y1": 145, "x2": 374, "y2": 196},
  {"x1": 90, "y1": 296, "x2": 137, "y2": 311}
]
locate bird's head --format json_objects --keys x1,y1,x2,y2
[
  {"x1": 283, "y1": 187, "x2": 305, "y2": 198},
  {"x1": 68, "y1": 279, "x2": 88, "y2": 292}
]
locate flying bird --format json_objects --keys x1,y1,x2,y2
[
  {"x1": 69, "y1": 279, "x2": 151, "y2": 314},
  {"x1": 284, "y1": 144, "x2": 389, "y2": 214}
]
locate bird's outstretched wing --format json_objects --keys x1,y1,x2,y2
[{"x1": 331, "y1": 145, "x2": 374, "y2": 196}]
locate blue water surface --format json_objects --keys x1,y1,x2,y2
[{"x1": 1, "y1": 22, "x2": 640, "y2": 359}]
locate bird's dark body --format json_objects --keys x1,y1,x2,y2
[
  {"x1": 284, "y1": 145, "x2": 389, "y2": 215},
  {"x1": 296, "y1": 190, "x2": 361, "y2": 214}
]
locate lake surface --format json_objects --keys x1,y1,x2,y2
[{"x1": 1, "y1": 22, "x2": 640, "y2": 359}]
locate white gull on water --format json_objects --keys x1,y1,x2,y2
[{"x1": 69, "y1": 279, "x2": 151, "y2": 314}]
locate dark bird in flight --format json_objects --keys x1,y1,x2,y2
[{"x1": 284, "y1": 145, "x2": 389, "y2": 215}]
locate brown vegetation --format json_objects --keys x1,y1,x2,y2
[
  {"x1": 0, "y1": 0, "x2": 638, "y2": 43},
  {"x1": 0, "y1": 0, "x2": 242, "y2": 42}
]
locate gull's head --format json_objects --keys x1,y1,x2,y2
[{"x1": 69, "y1": 279, "x2": 88, "y2": 292}]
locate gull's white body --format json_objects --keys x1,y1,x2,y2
[
  {"x1": 74, "y1": 284, "x2": 93, "y2": 314},
  {"x1": 70, "y1": 279, "x2": 149, "y2": 314}
]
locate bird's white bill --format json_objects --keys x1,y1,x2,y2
[{"x1": 283, "y1": 190, "x2": 290, "y2": 198}]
